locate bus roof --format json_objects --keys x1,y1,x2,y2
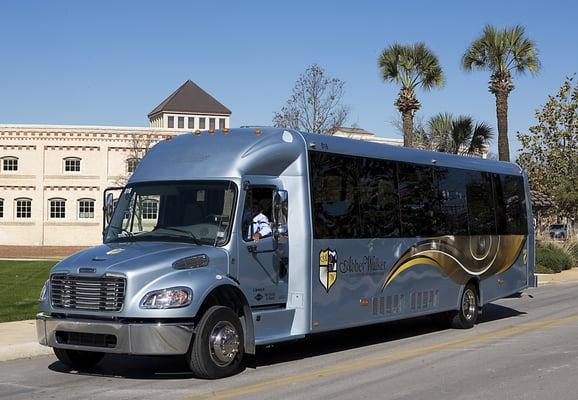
[{"x1": 129, "y1": 128, "x2": 523, "y2": 184}]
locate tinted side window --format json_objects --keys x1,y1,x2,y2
[
  {"x1": 358, "y1": 158, "x2": 400, "y2": 237},
  {"x1": 434, "y1": 167, "x2": 468, "y2": 235},
  {"x1": 309, "y1": 152, "x2": 360, "y2": 239},
  {"x1": 466, "y1": 172, "x2": 496, "y2": 235},
  {"x1": 398, "y1": 163, "x2": 435, "y2": 236},
  {"x1": 496, "y1": 175, "x2": 528, "y2": 234}
]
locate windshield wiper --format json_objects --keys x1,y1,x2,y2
[{"x1": 151, "y1": 227, "x2": 203, "y2": 245}]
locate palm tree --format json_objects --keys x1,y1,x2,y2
[
  {"x1": 462, "y1": 25, "x2": 540, "y2": 161},
  {"x1": 415, "y1": 113, "x2": 493, "y2": 156},
  {"x1": 379, "y1": 43, "x2": 444, "y2": 147}
]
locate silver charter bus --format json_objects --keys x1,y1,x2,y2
[{"x1": 37, "y1": 128, "x2": 535, "y2": 378}]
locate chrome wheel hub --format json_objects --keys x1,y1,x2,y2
[
  {"x1": 462, "y1": 289, "x2": 477, "y2": 321},
  {"x1": 209, "y1": 321, "x2": 240, "y2": 367}
]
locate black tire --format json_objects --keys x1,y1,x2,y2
[
  {"x1": 53, "y1": 348, "x2": 105, "y2": 369},
  {"x1": 187, "y1": 306, "x2": 244, "y2": 379},
  {"x1": 449, "y1": 284, "x2": 479, "y2": 329}
]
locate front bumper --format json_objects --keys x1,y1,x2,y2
[{"x1": 36, "y1": 313, "x2": 194, "y2": 355}]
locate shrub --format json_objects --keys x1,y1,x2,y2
[
  {"x1": 534, "y1": 264, "x2": 554, "y2": 274},
  {"x1": 562, "y1": 239, "x2": 578, "y2": 265},
  {"x1": 535, "y1": 242, "x2": 575, "y2": 273}
]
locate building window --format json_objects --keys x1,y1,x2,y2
[
  {"x1": 49, "y1": 198, "x2": 66, "y2": 219},
  {"x1": 0, "y1": 198, "x2": 3, "y2": 218},
  {"x1": 64, "y1": 157, "x2": 81, "y2": 172},
  {"x1": 209, "y1": 118, "x2": 216, "y2": 130},
  {"x1": 141, "y1": 199, "x2": 158, "y2": 220},
  {"x1": 127, "y1": 157, "x2": 140, "y2": 173},
  {"x1": 199, "y1": 118, "x2": 206, "y2": 130},
  {"x1": 219, "y1": 118, "x2": 226, "y2": 129},
  {"x1": 178, "y1": 116, "x2": 185, "y2": 129},
  {"x1": 167, "y1": 116, "x2": 174, "y2": 128},
  {"x1": 78, "y1": 198, "x2": 95, "y2": 219},
  {"x1": 15, "y1": 198, "x2": 31, "y2": 219},
  {"x1": 2, "y1": 157, "x2": 18, "y2": 172},
  {"x1": 188, "y1": 117, "x2": 194, "y2": 129}
]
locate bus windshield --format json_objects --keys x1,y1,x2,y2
[{"x1": 105, "y1": 181, "x2": 237, "y2": 246}]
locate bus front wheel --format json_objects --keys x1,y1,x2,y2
[
  {"x1": 450, "y1": 284, "x2": 479, "y2": 329},
  {"x1": 187, "y1": 305, "x2": 244, "y2": 379}
]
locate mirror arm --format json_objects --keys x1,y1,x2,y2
[{"x1": 248, "y1": 238, "x2": 279, "y2": 254}]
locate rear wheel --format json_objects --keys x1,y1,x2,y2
[
  {"x1": 187, "y1": 306, "x2": 244, "y2": 379},
  {"x1": 53, "y1": 348, "x2": 105, "y2": 369},
  {"x1": 449, "y1": 284, "x2": 479, "y2": 329}
]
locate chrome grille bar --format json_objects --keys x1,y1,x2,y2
[{"x1": 50, "y1": 274, "x2": 126, "y2": 312}]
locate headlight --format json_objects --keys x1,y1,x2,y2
[
  {"x1": 39, "y1": 280, "x2": 49, "y2": 302},
  {"x1": 140, "y1": 287, "x2": 192, "y2": 309}
]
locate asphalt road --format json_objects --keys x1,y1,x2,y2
[{"x1": 2, "y1": 282, "x2": 578, "y2": 400}]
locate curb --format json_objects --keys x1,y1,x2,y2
[{"x1": 0, "y1": 343, "x2": 52, "y2": 362}]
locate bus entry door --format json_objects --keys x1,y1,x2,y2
[{"x1": 237, "y1": 185, "x2": 288, "y2": 308}]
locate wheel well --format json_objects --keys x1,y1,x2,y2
[
  {"x1": 196, "y1": 285, "x2": 248, "y2": 322},
  {"x1": 466, "y1": 278, "x2": 480, "y2": 299},
  {"x1": 195, "y1": 284, "x2": 256, "y2": 354}
]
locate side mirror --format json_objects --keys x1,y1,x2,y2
[
  {"x1": 272, "y1": 190, "x2": 288, "y2": 238},
  {"x1": 105, "y1": 193, "x2": 115, "y2": 224}
]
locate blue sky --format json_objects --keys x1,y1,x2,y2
[{"x1": 0, "y1": 1, "x2": 576, "y2": 158}]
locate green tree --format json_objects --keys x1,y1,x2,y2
[
  {"x1": 379, "y1": 43, "x2": 444, "y2": 147},
  {"x1": 463, "y1": 25, "x2": 540, "y2": 162},
  {"x1": 517, "y1": 76, "x2": 578, "y2": 217},
  {"x1": 415, "y1": 113, "x2": 493, "y2": 156}
]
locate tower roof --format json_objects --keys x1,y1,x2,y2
[{"x1": 148, "y1": 80, "x2": 231, "y2": 118}]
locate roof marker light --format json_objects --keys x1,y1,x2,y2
[
  {"x1": 165, "y1": 134, "x2": 173, "y2": 141},
  {"x1": 222, "y1": 128, "x2": 230, "y2": 134},
  {"x1": 194, "y1": 130, "x2": 201, "y2": 136},
  {"x1": 255, "y1": 129, "x2": 262, "y2": 136}
]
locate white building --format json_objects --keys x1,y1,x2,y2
[
  {"x1": 0, "y1": 81, "x2": 231, "y2": 247},
  {"x1": 331, "y1": 127, "x2": 403, "y2": 146}
]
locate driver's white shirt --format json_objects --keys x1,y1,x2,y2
[{"x1": 248, "y1": 213, "x2": 272, "y2": 239}]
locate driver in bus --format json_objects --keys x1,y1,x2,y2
[{"x1": 247, "y1": 199, "x2": 272, "y2": 242}]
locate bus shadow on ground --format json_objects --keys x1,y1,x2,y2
[{"x1": 47, "y1": 302, "x2": 525, "y2": 380}]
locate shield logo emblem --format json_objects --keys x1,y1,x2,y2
[{"x1": 319, "y1": 248, "x2": 337, "y2": 292}]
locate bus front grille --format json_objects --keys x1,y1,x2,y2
[{"x1": 50, "y1": 274, "x2": 126, "y2": 312}]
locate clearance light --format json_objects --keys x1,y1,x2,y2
[
  {"x1": 255, "y1": 129, "x2": 262, "y2": 136},
  {"x1": 165, "y1": 134, "x2": 173, "y2": 141},
  {"x1": 194, "y1": 129, "x2": 201, "y2": 136},
  {"x1": 222, "y1": 127, "x2": 230, "y2": 134}
]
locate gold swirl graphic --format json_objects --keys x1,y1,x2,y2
[{"x1": 382, "y1": 235, "x2": 526, "y2": 289}]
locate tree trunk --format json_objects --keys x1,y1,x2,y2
[
  {"x1": 495, "y1": 91, "x2": 510, "y2": 162},
  {"x1": 402, "y1": 111, "x2": 413, "y2": 147}
]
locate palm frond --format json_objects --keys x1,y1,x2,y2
[
  {"x1": 466, "y1": 121, "x2": 493, "y2": 155},
  {"x1": 463, "y1": 24, "x2": 540, "y2": 77},
  {"x1": 451, "y1": 116, "x2": 474, "y2": 154},
  {"x1": 379, "y1": 42, "x2": 444, "y2": 92}
]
